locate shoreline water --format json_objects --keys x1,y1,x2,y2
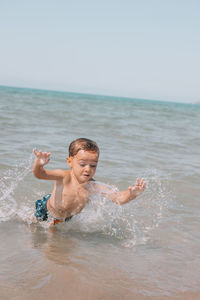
[{"x1": 1, "y1": 219, "x2": 200, "y2": 300}]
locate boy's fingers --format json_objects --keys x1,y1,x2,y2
[
  {"x1": 33, "y1": 148, "x2": 51, "y2": 160},
  {"x1": 141, "y1": 181, "x2": 146, "y2": 189},
  {"x1": 135, "y1": 178, "x2": 139, "y2": 185}
]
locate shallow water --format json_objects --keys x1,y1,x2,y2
[{"x1": 0, "y1": 86, "x2": 200, "y2": 299}]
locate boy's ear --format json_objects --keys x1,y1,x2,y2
[{"x1": 66, "y1": 157, "x2": 72, "y2": 168}]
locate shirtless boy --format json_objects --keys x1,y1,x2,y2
[{"x1": 33, "y1": 138, "x2": 146, "y2": 225}]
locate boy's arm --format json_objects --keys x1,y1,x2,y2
[
  {"x1": 111, "y1": 178, "x2": 146, "y2": 205},
  {"x1": 33, "y1": 149, "x2": 65, "y2": 180}
]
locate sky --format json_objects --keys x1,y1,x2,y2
[{"x1": 0, "y1": 0, "x2": 200, "y2": 103}]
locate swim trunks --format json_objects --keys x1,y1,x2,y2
[
  {"x1": 35, "y1": 194, "x2": 72, "y2": 223},
  {"x1": 35, "y1": 194, "x2": 50, "y2": 221}
]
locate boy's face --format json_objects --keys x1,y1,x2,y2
[{"x1": 67, "y1": 150, "x2": 98, "y2": 184}]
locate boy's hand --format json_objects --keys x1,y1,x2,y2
[
  {"x1": 128, "y1": 178, "x2": 146, "y2": 199},
  {"x1": 33, "y1": 149, "x2": 51, "y2": 167}
]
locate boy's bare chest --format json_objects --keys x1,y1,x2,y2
[
  {"x1": 63, "y1": 184, "x2": 87, "y2": 202},
  {"x1": 61, "y1": 184, "x2": 89, "y2": 212},
  {"x1": 49, "y1": 179, "x2": 90, "y2": 217}
]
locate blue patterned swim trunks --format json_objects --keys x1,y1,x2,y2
[
  {"x1": 35, "y1": 194, "x2": 51, "y2": 221},
  {"x1": 35, "y1": 194, "x2": 72, "y2": 223}
]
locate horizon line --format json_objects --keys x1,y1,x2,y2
[{"x1": 0, "y1": 84, "x2": 193, "y2": 105}]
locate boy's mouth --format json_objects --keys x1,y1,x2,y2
[{"x1": 83, "y1": 174, "x2": 90, "y2": 179}]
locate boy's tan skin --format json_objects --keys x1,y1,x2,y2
[{"x1": 33, "y1": 149, "x2": 146, "y2": 220}]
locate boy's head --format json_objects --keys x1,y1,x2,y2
[
  {"x1": 68, "y1": 138, "x2": 99, "y2": 157},
  {"x1": 67, "y1": 138, "x2": 99, "y2": 183}
]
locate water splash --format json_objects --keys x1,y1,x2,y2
[
  {"x1": 0, "y1": 159, "x2": 173, "y2": 248},
  {"x1": 0, "y1": 154, "x2": 34, "y2": 222},
  {"x1": 60, "y1": 171, "x2": 172, "y2": 247}
]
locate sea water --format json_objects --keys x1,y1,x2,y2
[{"x1": 0, "y1": 86, "x2": 200, "y2": 300}]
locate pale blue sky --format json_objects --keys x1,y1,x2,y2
[{"x1": 0, "y1": 0, "x2": 200, "y2": 102}]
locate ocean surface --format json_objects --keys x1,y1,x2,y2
[{"x1": 0, "y1": 85, "x2": 200, "y2": 300}]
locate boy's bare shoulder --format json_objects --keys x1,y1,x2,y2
[{"x1": 62, "y1": 169, "x2": 71, "y2": 182}]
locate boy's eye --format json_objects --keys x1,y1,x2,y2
[
  {"x1": 91, "y1": 165, "x2": 96, "y2": 168},
  {"x1": 80, "y1": 163, "x2": 86, "y2": 167}
]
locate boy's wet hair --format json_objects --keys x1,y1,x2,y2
[{"x1": 69, "y1": 138, "x2": 99, "y2": 157}]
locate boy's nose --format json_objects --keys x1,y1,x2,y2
[{"x1": 84, "y1": 165, "x2": 91, "y2": 172}]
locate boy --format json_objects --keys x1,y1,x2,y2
[{"x1": 33, "y1": 138, "x2": 146, "y2": 225}]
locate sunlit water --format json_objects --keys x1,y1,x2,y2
[{"x1": 0, "y1": 86, "x2": 200, "y2": 299}]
